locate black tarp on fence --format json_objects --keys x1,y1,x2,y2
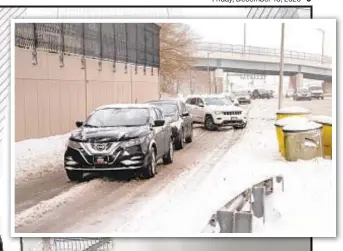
[{"x1": 15, "y1": 23, "x2": 160, "y2": 68}]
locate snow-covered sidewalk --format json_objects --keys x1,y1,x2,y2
[{"x1": 103, "y1": 99, "x2": 334, "y2": 236}]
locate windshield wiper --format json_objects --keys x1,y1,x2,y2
[{"x1": 83, "y1": 124, "x2": 99, "y2": 128}]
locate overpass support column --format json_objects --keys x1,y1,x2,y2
[
  {"x1": 289, "y1": 73, "x2": 303, "y2": 89},
  {"x1": 214, "y1": 69, "x2": 224, "y2": 94}
]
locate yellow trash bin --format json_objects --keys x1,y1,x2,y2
[
  {"x1": 311, "y1": 115, "x2": 332, "y2": 159},
  {"x1": 275, "y1": 117, "x2": 309, "y2": 157},
  {"x1": 276, "y1": 106, "x2": 311, "y2": 120},
  {"x1": 283, "y1": 121, "x2": 323, "y2": 161}
]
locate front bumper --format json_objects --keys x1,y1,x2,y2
[
  {"x1": 64, "y1": 145, "x2": 150, "y2": 171},
  {"x1": 238, "y1": 98, "x2": 251, "y2": 104},
  {"x1": 311, "y1": 94, "x2": 323, "y2": 98},
  {"x1": 212, "y1": 113, "x2": 247, "y2": 127},
  {"x1": 296, "y1": 95, "x2": 311, "y2": 100}
]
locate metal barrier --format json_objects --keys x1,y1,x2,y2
[
  {"x1": 197, "y1": 42, "x2": 332, "y2": 64},
  {"x1": 203, "y1": 175, "x2": 284, "y2": 233},
  {"x1": 21, "y1": 238, "x2": 116, "y2": 251}
]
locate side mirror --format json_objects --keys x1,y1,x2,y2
[
  {"x1": 198, "y1": 103, "x2": 204, "y2": 108},
  {"x1": 75, "y1": 121, "x2": 84, "y2": 128},
  {"x1": 153, "y1": 119, "x2": 165, "y2": 127},
  {"x1": 182, "y1": 112, "x2": 190, "y2": 117}
]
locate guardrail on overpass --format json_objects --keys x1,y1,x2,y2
[{"x1": 197, "y1": 42, "x2": 332, "y2": 64}]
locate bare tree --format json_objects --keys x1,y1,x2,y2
[{"x1": 159, "y1": 23, "x2": 199, "y2": 95}]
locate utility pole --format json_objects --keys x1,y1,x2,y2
[
  {"x1": 244, "y1": 23, "x2": 247, "y2": 53},
  {"x1": 19, "y1": 237, "x2": 23, "y2": 251},
  {"x1": 317, "y1": 28, "x2": 325, "y2": 64},
  {"x1": 278, "y1": 23, "x2": 285, "y2": 110}
]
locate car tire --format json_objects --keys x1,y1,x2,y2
[
  {"x1": 141, "y1": 148, "x2": 157, "y2": 179},
  {"x1": 204, "y1": 115, "x2": 217, "y2": 131},
  {"x1": 321, "y1": 96, "x2": 324, "y2": 100},
  {"x1": 66, "y1": 169, "x2": 84, "y2": 182},
  {"x1": 185, "y1": 124, "x2": 193, "y2": 143},
  {"x1": 163, "y1": 140, "x2": 174, "y2": 165},
  {"x1": 234, "y1": 122, "x2": 247, "y2": 130},
  {"x1": 174, "y1": 129, "x2": 184, "y2": 150}
]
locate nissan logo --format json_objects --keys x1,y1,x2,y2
[{"x1": 93, "y1": 143, "x2": 108, "y2": 151}]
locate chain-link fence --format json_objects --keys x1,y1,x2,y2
[
  {"x1": 22, "y1": 238, "x2": 116, "y2": 251},
  {"x1": 15, "y1": 23, "x2": 160, "y2": 68}
]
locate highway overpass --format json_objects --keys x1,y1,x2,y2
[{"x1": 193, "y1": 42, "x2": 333, "y2": 83}]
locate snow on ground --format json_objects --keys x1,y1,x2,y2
[
  {"x1": 15, "y1": 133, "x2": 69, "y2": 183},
  {"x1": 98, "y1": 99, "x2": 334, "y2": 236},
  {"x1": 14, "y1": 99, "x2": 335, "y2": 236}
]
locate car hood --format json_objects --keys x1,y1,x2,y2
[
  {"x1": 207, "y1": 105, "x2": 243, "y2": 112},
  {"x1": 165, "y1": 114, "x2": 179, "y2": 123},
  {"x1": 69, "y1": 125, "x2": 151, "y2": 142},
  {"x1": 236, "y1": 95, "x2": 250, "y2": 99}
]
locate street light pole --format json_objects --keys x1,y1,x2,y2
[
  {"x1": 317, "y1": 28, "x2": 325, "y2": 63},
  {"x1": 278, "y1": 23, "x2": 285, "y2": 110},
  {"x1": 244, "y1": 23, "x2": 247, "y2": 53},
  {"x1": 207, "y1": 51, "x2": 212, "y2": 94}
]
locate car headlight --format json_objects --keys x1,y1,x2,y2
[
  {"x1": 120, "y1": 136, "x2": 147, "y2": 148},
  {"x1": 66, "y1": 139, "x2": 82, "y2": 149},
  {"x1": 214, "y1": 111, "x2": 222, "y2": 115}
]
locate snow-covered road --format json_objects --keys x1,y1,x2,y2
[
  {"x1": 15, "y1": 113, "x2": 248, "y2": 234},
  {"x1": 14, "y1": 98, "x2": 335, "y2": 236}
]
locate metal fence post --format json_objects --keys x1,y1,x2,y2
[
  {"x1": 234, "y1": 211, "x2": 253, "y2": 233},
  {"x1": 98, "y1": 23, "x2": 102, "y2": 71},
  {"x1": 113, "y1": 23, "x2": 116, "y2": 73},
  {"x1": 81, "y1": 24, "x2": 85, "y2": 69},
  {"x1": 59, "y1": 23, "x2": 64, "y2": 68},
  {"x1": 143, "y1": 25, "x2": 147, "y2": 75},
  {"x1": 216, "y1": 210, "x2": 234, "y2": 233},
  {"x1": 251, "y1": 186, "x2": 265, "y2": 223},
  {"x1": 135, "y1": 24, "x2": 138, "y2": 74},
  {"x1": 125, "y1": 23, "x2": 128, "y2": 74},
  {"x1": 32, "y1": 23, "x2": 38, "y2": 65}
]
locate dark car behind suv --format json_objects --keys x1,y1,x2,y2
[
  {"x1": 251, "y1": 89, "x2": 271, "y2": 99},
  {"x1": 64, "y1": 104, "x2": 174, "y2": 181},
  {"x1": 147, "y1": 99, "x2": 193, "y2": 150}
]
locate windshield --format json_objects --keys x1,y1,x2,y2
[
  {"x1": 204, "y1": 97, "x2": 230, "y2": 106},
  {"x1": 234, "y1": 91, "x2": 249, "y2": 96},
  {"x1": 153, "y1": 103, "x2": 178, "y2": 116},
  {"x1": 85, "y1": 108, "x2": 150, "y2": 127}
]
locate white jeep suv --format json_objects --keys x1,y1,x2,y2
[{"x1": 185, "y1": 94, "x2": 247, "y2": 130}]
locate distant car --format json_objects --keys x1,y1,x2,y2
[
  {"x1": 185, "y1": 94, "x2": 247, "y2": 131},
  {"x1": 251, "y1": 89, "x2": 271, "y2": 99},
  {"x1": 293, "y1": 87, "x2": 312, "y2": 101},
  {"x1": 146, "y1": 99, "x2": 193, "y2": 150},
  {"x1": 309, "y1": 85, "x2": 324, "y2": 100},
  {"x1": 286, "y1": 89, "x2": 295, "y2": 98},
  {"x1": 64, "y1": 104, "x2": 174, "y2": 181},
  {"x1": 233, "y1": 90, "x2": 251, "y2": 104}
]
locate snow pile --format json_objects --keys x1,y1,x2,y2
[
  {"x1": 311, "y1": 115, "x2": 332, "y2": 125},
  {"x1": 15, "y1": 133, "x2": 69, "y2": 183},
  {"x1": 103, "y1": 99, "x2": 334, "y2": 236}
]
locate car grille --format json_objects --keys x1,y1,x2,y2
[
  {"x1": 223, "y1": 111, "x2": 242, "y2": 115},
  {"x1": 90, "y1": 142, "x2": 113, "y2": 151}
]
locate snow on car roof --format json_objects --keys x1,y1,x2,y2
[
  {"x1": 283, "y1": 120, "x2": 322, "y2": 132},
  {"x1": 186, "y1": 94, "x2": 225, "y2": 99},
  {"x1": 95, "y1": 103, "x2": 154, "y2": 110},
  {"x1": 311, "y1": 115, "x2": 332, "y2": 125},
  {"x1": 274, "y1": 116, "x2": 309, "y2": 127},
  {"x1": 277, "y1": 106, "x2": 311, "y2": 115}
]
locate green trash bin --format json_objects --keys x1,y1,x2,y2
[{"x1": 283, "y1": 121, "x2": 323, "y2": 162}]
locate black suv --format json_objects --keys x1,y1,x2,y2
[
  {"x1": 147, "y1": 99, "x2": 193, "y2": 150},
  {"x1": 251, "y1": 89, "x2": 271, "y2": 99},
  {"x1": 64, "y1": 104, "x2": 174, "y2": 181}
]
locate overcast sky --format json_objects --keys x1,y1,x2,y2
[{"x1": 182, "y1": 19, "x2": 335, "y2": 57}]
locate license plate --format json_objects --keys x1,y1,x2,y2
[
  {"x1": 231, "y1": 117, "x2": 238, "y2": 121},
  {"x1": 95, "y1": 157, "x2": 105, "y2": 164}
]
